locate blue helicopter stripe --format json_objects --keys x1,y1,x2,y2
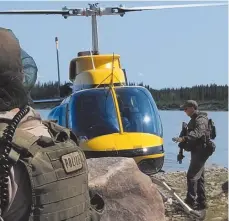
[{"x1": 83, "y1": 145, "x2": 164, "y2": 158}]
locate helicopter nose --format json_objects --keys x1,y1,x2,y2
[{"x1": 137, "y1": 156, "x2": 164, "y2": 176}]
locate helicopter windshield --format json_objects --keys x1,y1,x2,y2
[
  {"x1": 72, "y1": 87, "x2": 162, "y2": 139},
  {"x1": 116, "y1": 87, "x2": 163, "y2": 136}
]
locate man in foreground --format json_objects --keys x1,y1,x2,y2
[{"x1": 0, "y1": 27, "x2": 104, "y2": 221}]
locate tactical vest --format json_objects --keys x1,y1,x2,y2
[
  {"x1": 0, "y1": 120, "x2": 94, "y2": 221},
  {"x1": 185, "y1": 114, "x2": 216, "y2": 155}
]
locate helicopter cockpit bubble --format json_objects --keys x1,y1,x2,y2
[{"x1": 69, "y1": 86, "x2": 163, "y2": 140}]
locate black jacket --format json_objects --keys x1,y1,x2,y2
[{"x1": 184, "y1": 111, "x2": 209, "y2": 150}]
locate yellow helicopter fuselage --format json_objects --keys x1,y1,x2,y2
[{"x1": 49, "y1": 52, "x2": 165, "y2": 175}]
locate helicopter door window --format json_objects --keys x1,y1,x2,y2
[
  {"x1": 77, "y1": 96, "x2": 99, "y2": 126},
  {"x1": 74, "y1": 90, "x2": 119, "y2": 139},
  {"x1": 127, "y1": 96, "x2": 143, "y2": 132},
  {"x1": 116, "y1": 87, "x2": 162, "y2": 136},
  {"x1": 117, "y1": 95, "x2": 131, "y2": 131}
]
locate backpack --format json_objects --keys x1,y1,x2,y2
[
  {"x1": 208, "y1": 119, "x2": 216, "y2": 140},
  {"x1": 0, "y1": 119, "x2": 104, "y2": 221},
  {"x1": 205, "y1": 118, "x2": 216, "y2": 156}
]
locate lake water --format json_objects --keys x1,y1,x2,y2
[{"x1": 37, "y1": 109, "x2": 228, "y2": 172}]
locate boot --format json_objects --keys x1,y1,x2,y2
[
  {"x1": 184, "y1": 198, "x2": 198, "y2": 210},
  {"x1": 197, "y1": 201, "x2": 208, "y2": 210}
]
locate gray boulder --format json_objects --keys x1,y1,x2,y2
[{"x1": 87, "y1": 157, "x2": 165, "y2": 221}]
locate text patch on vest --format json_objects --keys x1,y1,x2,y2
[{"x1": 61, "y1": 151, "x2": 83, "y2": 173}]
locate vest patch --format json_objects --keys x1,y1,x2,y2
[{"x1": 61, "y1": 151, "x2": 83, "y2": 173}]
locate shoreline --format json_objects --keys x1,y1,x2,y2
[{"x1": 32, "y1": 103, "x2": 228, "y2": 112}]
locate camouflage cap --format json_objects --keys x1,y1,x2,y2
[{"x1": 180, "y1": 100, "x2": 198, "y2": 110}]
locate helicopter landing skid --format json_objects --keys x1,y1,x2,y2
[{"x1": 150, "y1": 176, "x2": 206, "y2": 221}]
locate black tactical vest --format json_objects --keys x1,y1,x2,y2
[{"x1": 0, "y1": 120, "x2": 98, "y2": 221}]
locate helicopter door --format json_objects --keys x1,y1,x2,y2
[{"x1": 119, "y1": 96, "x2": 143, "y2": 132}]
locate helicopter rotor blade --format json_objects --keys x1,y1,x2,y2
[
  {"x1": 0, "y1": 10, "x2": 68, "y2": 15},
  {"x1": 114, "y1": 2, "x2": 228, "y2": 13},
  {"x1": 0, "y1": 3, "x2": 227, "y2": 18},
  {"x1": 0, "y1": 8, "x2": 86, "y2": 17}
]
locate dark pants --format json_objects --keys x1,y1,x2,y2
[{"x1": 186, "y1": 150, "x2": 209, "y2": 205}]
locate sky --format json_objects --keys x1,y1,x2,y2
[{"x1": 0, "y1": 1, "x2": 228, "y2": 89}]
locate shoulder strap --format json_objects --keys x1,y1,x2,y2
[
  {"x1": 12, "y1": 129, "x2": 41, "y2": 156},
  {"x1": 42, "y1": 120, "x2": 79, "y2": 144},
  {"x1": 42, "y1": 120, "x2": 70, "y2": 140},
  {"x1": 0, "y1": 122, "x2": 40, "y2": 155}
]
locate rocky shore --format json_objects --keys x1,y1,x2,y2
[
  {"x1": 153, "y1": 166, "x2": 228, "y2": 221},
  {"x1": 87, "y1": 157, "x2": 227, "y2": 221}
]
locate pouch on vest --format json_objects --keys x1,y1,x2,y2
[
  {"x1": 89, "y1": 192, "x2": 105, "y2": 221},
  {"x1": 4, "y1": 120, "x2": 104, "y2": 221},
  {"x1": 205, "y1": 139, "x2": 216, "y2": 156}
]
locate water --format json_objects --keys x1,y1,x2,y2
[{"x1": 37, "y1": 109, "x2": 228, "y2": 172}]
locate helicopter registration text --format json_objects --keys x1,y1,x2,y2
[{"x1": 61, "y1": 152, "x2": 83, "y2": 173}]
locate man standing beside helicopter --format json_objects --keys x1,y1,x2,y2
[{"x1": 172, "y1": 100, "x2": 211, "y2": 211}]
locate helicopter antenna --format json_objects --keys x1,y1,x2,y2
[
  {"x1": 90, "y1": 50, "x2": 95, "y2": 69},
  {"x1": 55, "y1": 37, "x2": 61, "y2": 98},
  {"x1": 111, "y1": 53, "x2": 115, "y2": 85},
  {"x1": 109, "y1": 52, "x2": 124, "y2": 134}
]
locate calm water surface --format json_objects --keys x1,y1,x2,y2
[{"x1": 37, "y1": 109, "x2": 228, "y2": 172}]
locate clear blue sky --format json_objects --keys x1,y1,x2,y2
[{"x1": 0, "y1": 1, "x2": 228, "y2": 89}]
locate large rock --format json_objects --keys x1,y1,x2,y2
[{"x1": 87, "y1": 157, "x2": 165, "y2": 221}]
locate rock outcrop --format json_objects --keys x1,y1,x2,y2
[{"x1": 87, "y1": 157, "x2": 165, "y2": 221}]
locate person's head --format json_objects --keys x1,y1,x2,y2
[
  {"x1": 0, "y1": 28, "x2": 28, "y2": 112},
  {"x1": 180, "y1": 100, "x2": 198, "y2": 117}
]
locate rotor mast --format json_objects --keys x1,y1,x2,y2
[{"x1": 90, "y1": 4, "x2": 99, "y2": 54}]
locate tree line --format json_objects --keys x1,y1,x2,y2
[
  {"x1": 30, "y1": 81, "x2": 228, "y2": 110},
  {"x1": 133, "y1": 82, "x2": 228, "y2": 110}
]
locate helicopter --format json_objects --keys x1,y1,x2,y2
[{"x1": 0, "y1": 2, "x2": 227, "y2": 176}]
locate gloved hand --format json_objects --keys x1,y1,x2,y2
[
  {"x1": 172, "y1": 137, "x2": 185, "y2": 143},
  {"x1": 177, "y1": 152, "x2": 185, "y2": 164}
]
